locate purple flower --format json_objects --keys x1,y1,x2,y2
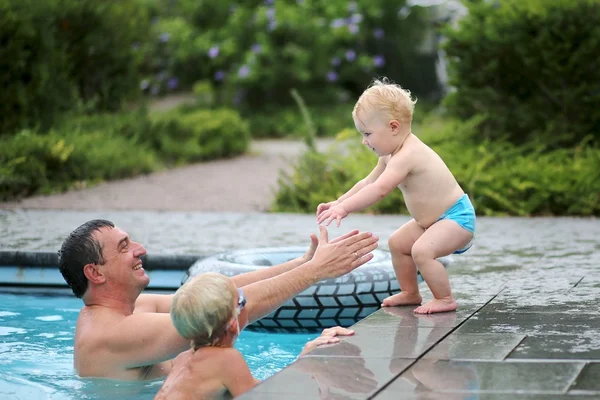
[
  {"x1": 251, "y1": 43, "x2": 262, "y2": 53},
  {"x1": 238, "y1": 65, "x2": 250, "y2": 78},
  {"x1": 266, "y1": 8, "x2": 276, "y2": 20},
  {"x1": 214, "y1": 70, "x2": 225, "y2": 81},
  {"x1": 373, "y1": 28, "x2": 384, "y2": 39},
  {"x1": 167, "y1": 77, "x2": 179, "y2": 90},
  {"x1": 208, "y1": 46, "x2": 220, "y2": 59},
  {"x1": 331, "y1": 57, "x2": 341, "y2": 66},
  {"x1": 327, "y1": 71, "x2": 338, "y2": 82},
  {"x1": 345, "y1": 50, "x2": 356, "y2": 61},
  {"x1": 373, "y1": 55, "x2": 385, "y2": 68},
  {"x1": 330, "y1": 18, "x2": 346, "y2": 28},
  {"x1": 348, "y1": 24, "x2": 359, "y2": 35},
  {"x1": 265, "y1": 0, "x2": 274, "y2": 4},
  {"x1": 159, "y1": 33, "x2": 170, "y2": 43},
  {"x1": 349, "y1": 13, "x2": 363, "y2": 24}
]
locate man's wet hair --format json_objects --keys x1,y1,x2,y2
[{"x1": 58, "y1": 219, "x2": 114, "y2": 298}]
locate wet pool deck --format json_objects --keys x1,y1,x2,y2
[
  {"x1": 1, "y1": 211, "x2": 599, "y2": 399},
  {"x1": 235, "y1": 216, "x2": 599, "y2": 399},
  {"x1": 240, "y1": 284, "x2": 600, "y2": 399}
]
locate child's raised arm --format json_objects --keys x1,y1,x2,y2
[
  {"x1": 317, "y1": 158, "x2": 386, "y2": 217},
  {"x1": 339, "y1": 155, "x2": 409, "y2": 214},
  {"x1": 318, "y1": 156, "x2": 409, "y2": 226}
]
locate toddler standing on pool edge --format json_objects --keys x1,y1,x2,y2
[{"x1": 317, "y1": 78, "x2": 476, "y2": 314}]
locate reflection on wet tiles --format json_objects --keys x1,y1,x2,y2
[
  {"x1": 305, "y1": 326, "x2": 451, "y2": 359},
  {"x1": 358, "y1": 307, "x2": 475, "y2": 329},
  {"x1": 383, "y1": 360, "x2": 584, "y2": 394},
  {"x1": 509, "y1": 335, "x2": 600, "y2": 360},
  {"x1": 458, "y1": 312, "x2": 600, "y2": 335},
  {"x1": 424, "y1": 333, "x2": 525, "y2": 361},
  {"x1": 246, "y1": 355, "x2": 414, "y2": 399},
  {"x1": 569, "y1": 362, "x2": 600, "y2": 391}
]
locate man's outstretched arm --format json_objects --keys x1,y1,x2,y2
[{"x1": 241, "y1": 226, "x2": 378, "y2": 325}]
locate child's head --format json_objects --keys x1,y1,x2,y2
[
  {"x1": 353, "y1": 78, "x2": 416, "y2": 133},
  {"x1": 171, "y1": 272, "x2": 241, "y2": 349}
]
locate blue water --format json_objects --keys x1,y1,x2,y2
[{"x1": 0, "y1": 292, "x2": 318, "y2": 400}]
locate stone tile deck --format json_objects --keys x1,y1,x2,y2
[{"x1": 240, "y1": 273, "x2": 600, "y2": 399}]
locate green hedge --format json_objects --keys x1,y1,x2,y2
[
  {"x1": 139, "y1": 0, "x2": 441, "y2": 108},
  {"x1": 443, "y1": 0, "x2": 600, "y2": 149},
  {"x1": 0, "y1": 0, "x2": 150, "y2": 134},
  {"x1": 273, "y1": 116, "x2": 600, "y2": 216},
  {"x1": 0, "y1": 107, "x2": 250, "y2": 201}
]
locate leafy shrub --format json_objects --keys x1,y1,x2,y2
[
  {"x1": 0, "y1": 107, "x2": 251, "y2": 200},
  {"x1": 0, "y1": 0, "x2": 150, "y2": 134},
  {"x1": 273, "y1": 115, "x2": 600, "y2": 216},
  {"x1": 140, "y1": 0, "x2": 441, "y2": 109},
  {"x1": 0, "y1": 129, "x2": 158, "y2": 200},
  {"x1": 152, "y1": 108, "x2": 250, "y2": 164},
  {"x1": 443, "y1": 0, "x2": 600, "y2": 148}
]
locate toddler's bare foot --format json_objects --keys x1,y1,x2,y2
[
  {"x1": 382, "y1": 292, "x2": 422, "y2": 307},
  {"x1": 413, "y1": 298, "x2": 457, "y2": 314}
]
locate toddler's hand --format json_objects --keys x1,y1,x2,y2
[
  {"x1": 316, "y1": 200, "x2": 339, "y2": 218},
  {"x1": 317, "y1": 204, "x2": 349, "y2": 227}
]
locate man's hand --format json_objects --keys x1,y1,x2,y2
[
  {"x1": 316, "y1": 204, "x2": 349, "y2": 227},
  {"x1": 302, "y1": 229, "x2": 361, "y2": 263},
  {"x1": 309, "y1": 225, "x2": 378, "y2": 280},
  {"x1": 316, "y1": 200, "x2": 340, "y2": 219},
  {"x1": 299, "y1": 326, "x2": 354, "y2": 357}
]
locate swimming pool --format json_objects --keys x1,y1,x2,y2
[{"x1": 0, "y1": 292, "x2": 319, "y2": 400}]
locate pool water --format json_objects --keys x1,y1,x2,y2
[{"x1": 0, "y1": 292, "x2": 318, "y2": 400}]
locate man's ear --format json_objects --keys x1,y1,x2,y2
[{"x1": 83, "y1": 263, "x2": 105, "y2": 284}]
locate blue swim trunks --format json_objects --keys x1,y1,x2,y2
[{"x1": 437, "y1": 194, "x2": 476, "y2": 254}]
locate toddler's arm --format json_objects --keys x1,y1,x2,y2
[
  {"x1": 317, "y1": 158, "x2": 387, "y2": 217},
  {"x1": 338, "y1": 155, "x2": 409, "y2": 213},
  {"x1": 339, "y1": 158, "x2": 387, "y2": 202}
]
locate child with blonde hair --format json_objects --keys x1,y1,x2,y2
[
  {"x1": 317, "y1": 78, "x2": 475, "y2": 314},
  {"x1": 154, "y1": 272, "x2": 354, "y2": 400}
]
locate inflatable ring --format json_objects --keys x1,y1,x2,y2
[{"x1": 183, "y1": 247, "x2": 451, "y2": 333}]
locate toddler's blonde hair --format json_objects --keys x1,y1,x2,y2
[
  {"x1": 171, "y1": 272, "x2": 236, "y2": 350},
  {"x1": 353, "y1": 78, "x2": 417, "y2": 127}
]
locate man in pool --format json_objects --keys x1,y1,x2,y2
[{"x1": 58, "y1": 219, "x2": 378, "y2": 381}]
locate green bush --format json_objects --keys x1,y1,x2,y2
[
  {"x1": 248, "y1": 104, "x2": 353, "y2": 138},
  {"x1": 443, "y1": 0, "x2": 600, "y2": 148},
  {"x1": 0, "y1": 0, "x2": 150, "y2": 134},
  {"x1": 273, "y1": 115, "x2": 600, "y2": 216},
  {"x1": 140, "y1": 0, "x2": 441, "y2": 109},
  {"x1": 0, "y1": 129, "x2": 158, "y2": 200},
  {"x1": 152, "y1": 108, "x2": 250, "y2": 164},
  {"x1": 0, "y1": 107, "x2": 251, "y2": 201}
]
